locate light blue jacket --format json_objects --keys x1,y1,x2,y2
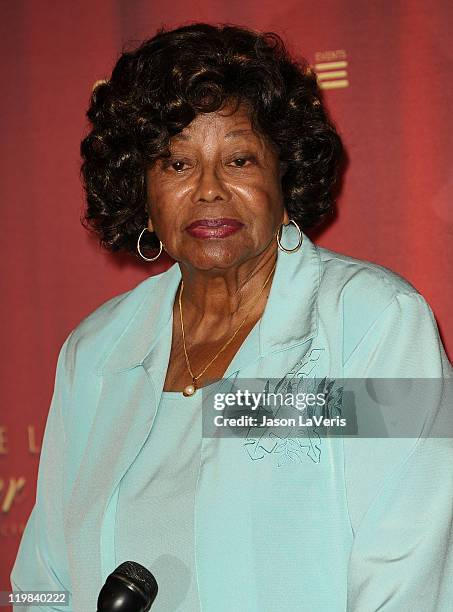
[{"x1": 11, "y1": 225, "x2": 453, "y2": 611}]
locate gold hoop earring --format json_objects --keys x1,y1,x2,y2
[
  {"x1": 137, "y1": 227, "x2": 163, "y2": 262},
  {"x1": 277, "y1": 219, "x2": 302, "y2": 253}
]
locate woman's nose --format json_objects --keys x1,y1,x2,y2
[{"x1": 192, "y1": 165, "x2": 230, "y2": 203}]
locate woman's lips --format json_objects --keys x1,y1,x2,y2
[{"x1": 185, "y1": 218, "x2": 244, "y2": 239}]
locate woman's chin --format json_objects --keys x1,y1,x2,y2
[
  {"x1": 184, "y1": 257, "x2": 243, "y2": 272},
  {"x1": 178, "y1": 244, "x2": 252, "y2": 272}
]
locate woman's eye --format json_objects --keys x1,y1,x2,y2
[
  {"x1": 161, "y1": 158, "x2": 190, "y2": 172},
  {"x1": 170, "y1": 160, "x2": 187, "y2": 172},
  {"x1": 230, "y1": 157, "x2": 253, "y2": 167},
  {"x1": 162, "y1": 156, "x2": 254, "y2": 172}
]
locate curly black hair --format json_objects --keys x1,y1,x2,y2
[{"x1": 80, "y1": 22, "x2": 344, "y2": 257}]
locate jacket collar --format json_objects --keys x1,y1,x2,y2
[{"x1": 94, "y1": 223, "x2": 320, "y2": 376}]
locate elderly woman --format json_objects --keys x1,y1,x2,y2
[{"x1": 11, "y1": 22, "x2": 452, "y2": 612}]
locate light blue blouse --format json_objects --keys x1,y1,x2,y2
[
  {"x1": 115, "y1": 388, "x2": 202, "y2": 611},
  {"x1": 10, "y1": 225, "x2": 453, "y2": 611}
]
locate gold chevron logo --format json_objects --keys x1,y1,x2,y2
[{"x1": 313, "y1": 51, "x2": 349, "y2": 89}]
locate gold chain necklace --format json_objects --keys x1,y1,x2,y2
[{"x1": 178, "y1": 259, "x2": 277, "y2": 396}]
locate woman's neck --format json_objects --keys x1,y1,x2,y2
[{"x1": 176, "y1": 241, "x2": 278, "y2": 339}]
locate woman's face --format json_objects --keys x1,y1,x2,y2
[{"x1": 145, "y1": 101, "x2": 289, "y2": 271}]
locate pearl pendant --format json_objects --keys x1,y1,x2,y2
[{"x1": 183, "y1": 381, "x2": 197, "y2": 397}]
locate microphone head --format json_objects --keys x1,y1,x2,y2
[{"x1": 97, "y1": 561, "x2": 158, "y2": 611}]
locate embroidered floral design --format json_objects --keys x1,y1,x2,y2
[{"x1": 242, "y1": 349, "x2": 344, "y2": 466}]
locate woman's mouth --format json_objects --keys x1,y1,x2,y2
[{"x1": 185, "y1": 218, "x2": 244, "y2": 239}]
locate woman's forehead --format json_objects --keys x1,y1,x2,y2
[{"x1": 171, "y1": 106, "x2": 262, "y2": 144}]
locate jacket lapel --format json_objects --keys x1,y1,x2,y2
[
  {"x1": 66, "y1": 224, "x2": 323, "y2": 609},
  {"x1": 94, "y1": 222, "x2": 321, "y2": 377}
]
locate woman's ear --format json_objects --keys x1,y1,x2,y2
[
  {"x1": 147, "y1": 217, "x2": 154, "y2": 233},
  {"x1": 282, "y1": 208, "x2": 290, "y2": 224}
]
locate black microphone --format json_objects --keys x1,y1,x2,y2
[{"x1": 97, "y1": 561, "x2": 158, "y2": 611}]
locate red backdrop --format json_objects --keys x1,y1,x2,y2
[{"x1": 2, "y1": 0, "x2": 452, "y2": 596}]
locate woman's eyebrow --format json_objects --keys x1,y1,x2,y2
[{"x1": 224, "y1": 129, "x2": 255, "y2": 140}]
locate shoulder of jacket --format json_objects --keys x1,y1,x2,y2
[
  {"x1": 63, "y1": 271, "x2": 166, "y2": 371},
  {"x1": 314, "y1": 246, "x2": 433, "y2": 367},
  {"x1": 316, "y1": 245, "x2": 421, "y2": 311}
]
